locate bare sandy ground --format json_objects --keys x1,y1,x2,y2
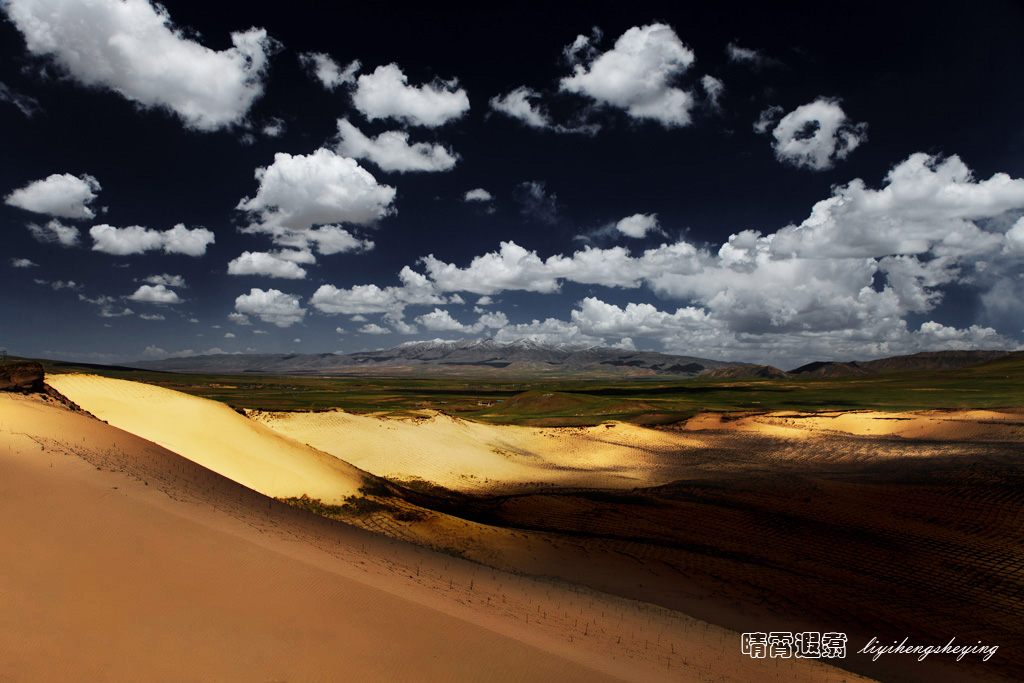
[
  {"x1": 248, "y1": 407, "x2": 703, "y2": 491},
  {"x1": 682, "y1": 408, "x2": 1024, "y2": 442},
  {"x1": 0, "y1": 388, "x2": 870, "y2": 682},
  {"x1": 249, "y1": 404, "x2": 1024, "y2": 491}
]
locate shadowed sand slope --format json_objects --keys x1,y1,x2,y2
[
  {"x1": 0, "y1": 391, "x2": 870, "y2": 682},
  {"x1": 47, "y1": 373, "x2": 364, "y2": 503}
]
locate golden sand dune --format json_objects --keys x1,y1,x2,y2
[
  {"x1": 0, "y1": 393, "x2": 617, "y2": 682},
  {"x1": 0, "y1": 390, "x2": 870, "y2": 682},
  {"x1": 250, "y1": 408, "x2": 706, "y2": 491},
  {"x1": 47, "y1": 373, "x2": 365, "y2": 503},
  {"x1": 683, "y1": 409, "x2": 1024, "y2": 441}
]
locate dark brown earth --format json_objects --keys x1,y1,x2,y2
[
  {"x1": 359, "y1": 425, "x2": 1024, "y2": 683},
  {"x1": 0, "y1": 360, "x2": 45, "y2": 392}
]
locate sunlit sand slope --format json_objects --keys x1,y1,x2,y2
[
  {"x1": 251, "y1": 409, "x2": 706, "y2": 491},
  {"x1": 251, "y1": 406, "x2": 1024, "y2": 492},
  {"x1": 0, "y1": 393, "x2": 623, "y2": 682},
  {"x1": 684, "y1": 409, "x2": 1024, "y2": 441},
  {"x1": 47, "y1": 373, "x2": 363, "y2": 503}
]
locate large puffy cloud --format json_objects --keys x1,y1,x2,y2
[
  {"x1": 493, "y1": 318, "x2": 600, "y2": 346},
  {"x1": 4, "y1": 0, "x2": 273, "y2": 131},
  {"x1": 414, "y1": 308, "x2": 508, "y2": 333},
  {"x1": 768, "y1": 154, "x2": 1024, "y2": 259},
  {"x1": 570, "y1": 297, "x2": 712, "y2": 338},
  {"x1": 298, "y1": 52, "x2": 359, "y2": 90},
  {"x1": 90, "y1": 223, "x2": 214, "y2": 256},
  {"x1": 236, "y1": 148, "x2": 395, "y2": 239},
  {"x1": 301, "y1": 152, "x2": 1023, "y2": 363},
  {"x1": 351, "y1": 64, "x2": 469, "y2": 127},
  {"x1": 5, "y1": 173, "x2": 100, "y2": 219},
  {"x1": 498, "y1": 297, "x2": 1015, "y2": 369},
  {"x1": 334, "y1": 119, "x2": 457, "y2": 173},
  {"x1": 765, "y1": 99, "x2": 867, "y2": 171},
  {"x1": 227, "y1": 250, "x2": 311, "y2": 279},
  {"x1": 407, "y1": 152, "x2": 1023, "y2": 361},
  {"x1": 560, "y1": 24, "x2": 695, "y2": 127},
  {"x1": 646, "y1": 154, "x2": 1024, "y2": 340},
  {"x1": 311, "y1": 266, "x2": 444, "y2": 315},
  {"x1": 421, "y1": 240, "x2": 701, "y2": 294},
  {"x1": 234, "y1": 288, "x2": 305, "y2": 327}
]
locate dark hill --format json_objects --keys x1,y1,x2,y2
[
  {"x1": 702, "y1": 364, "x2": 790, "y2": 379},
  {"x1": 789, "y1": 350, "x2": 1012, "y2": 377}
]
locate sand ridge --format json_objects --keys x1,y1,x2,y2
[
  {"x1": 682, "y1": 409, "x2": 1024, "y2": 441},
  {"x1": 46, "y1": 373, "x2": 366, "y2": 503}
]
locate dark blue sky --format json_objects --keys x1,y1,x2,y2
[{"x1": 3, "y1": 0, "x2": 1024, "y2": 368}]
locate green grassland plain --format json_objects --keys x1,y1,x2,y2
[{"x1": 34, "y1": 352, "x2": 1024, "y2": 425}]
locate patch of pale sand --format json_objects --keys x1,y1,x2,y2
[
  {"x1": 46, "y1": 373, "x2": 364, "y2": 503},
  {"x1": 683, "y1": 409, "x2": 1024, "y2": 442},
  {"x1": 0, "y1": 392, "x2": 876, "y2": 683},
  {"x1": 682, "y1": 412, "x2": 812, "y2": 439},
  {"x1": 251, "y1": 409, "x2": 707, "y2": 491}
]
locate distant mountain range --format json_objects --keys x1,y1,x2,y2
[
  {"x1": 133, "y1": 338, "x2": 739, "y2": 377},
  {"x1": 130, "y1": 341, "x2": 1018, "y2": 379},
  {"x1": 788, "y1": 350, "x2": 1016, "y2": 377}
]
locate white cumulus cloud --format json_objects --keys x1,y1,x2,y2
[
  {"x1": 234, "y1": 288, "x2": 306, "y2": 327},
  {"x1": 90, "y1": 224, "x2": 214, "y2": 256},
  {"x1": 766, "y1": 98, "x2": 867, "y2": 171},
  {"x1": 128, "y1": 284, "x2": 181, "y2": 304},
  {"x1": 560, "y1": 24, "x2": 695, "y2": 127},
  {"x1": 227, "y1": 250, "x2": 310, "y2": 279},
  {"x1": 236, "y1": 148, "x2": 395, "y2": 239},
  {"x1": 4, "y1": 0, "x2": 274, "y2": 131},
  {"x1": 334, "y1": 118, "x2": 457, "y2": 173},
  {"x1": 311, "y1": 266, "x2": 444, "y2": 315},
  {"x1": 352, "y1": 63, "x2": 469, "y2": 128},
  {"x1": 615, "y1": 213, "x2": 660, "y2": 238},
  {"x1": 143, "y1": 273, "x2": 186, "y2": 287},
  {"x1": 6, "y1": 173, "x2": 100, "y2": 219}
]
